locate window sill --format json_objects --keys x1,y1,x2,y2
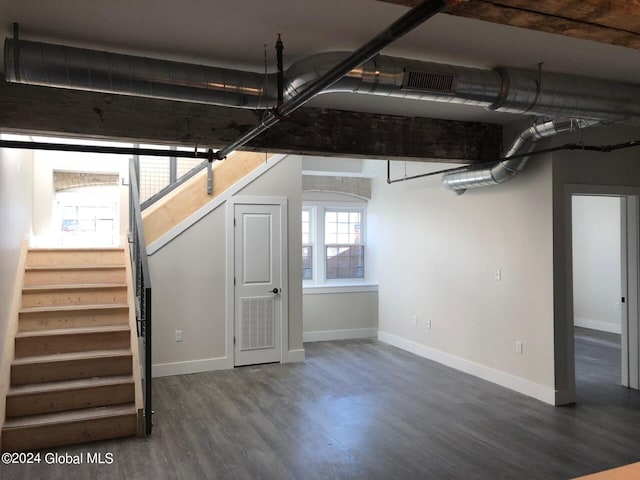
[{"x1": 303, "y1": 282, "x2": 378, "y2": 295}]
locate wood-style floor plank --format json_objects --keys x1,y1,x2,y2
[{"x1": 3, "y1": 329, "x2": 640, "y2": 479}]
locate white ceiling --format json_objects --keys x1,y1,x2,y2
[{"x1": 1, "y1": 0, "x2": 639, "y2": 125}]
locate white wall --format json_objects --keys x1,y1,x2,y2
[
  {"x1": 572, "y1": 196, "x2": 622, "y2": 334},
  {"x1": 303, "y1": 291, "x2": 378, "y2": 341},
  {"x1": 32, "y1": 149, "x2": 129, "y2": 246},
  {"x1": 369, "y1": 156, "x2": 556, "y2": 403},
  {"x1": 148, "y1": 156, "x2": 303, "y2": 376},
  {"x1": 0, "y1": 143, "x2": 33, "y2": 343},
  {"x1": 0, "y1": 142, "x2": 34, "y2": 429}
]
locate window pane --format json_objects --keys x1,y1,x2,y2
[
  {"x1": 301, "y1": 210, "x2": 311, "y2": 245},
  {"x1": 326, "y1": 245, "x2": 364, "y2": 279},
  {"x1": 79, "y1": 206, "x2": 96, "y2": 220},
  {"x1": 302, "y1": 245, "x2": 313, "y2": 280},
  {"x1": 325, "y1": 210, "x2": 361, "y2": 245},
  {"x1": 61, "y1": 206, "x2": 77, "y2": 219},
  {"x1": 97, "y1": 206, "x2": 114, "y2": 219},
  {"x1": 62, "y1": 219, "x2": 78, "y2": 232},
  {"x1": 79, "y1": 219, "x2": 96, "y2": 232}
]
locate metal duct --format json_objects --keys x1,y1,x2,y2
[
  {"x1": 441, "y1": 118, "x2": 600, "y2": 193},
  {"x1": 286, "y1": 53, "x2": 640, "y2": 123},
  {"x1": 4, "y1": 39, "x2": 277, "y2": 109},
  {"x1": 213, "y1": 0, "x2": 450, "y2": 160},
  {"x1": 6, "y1": 39, "x2": 640, "y2": 124}
]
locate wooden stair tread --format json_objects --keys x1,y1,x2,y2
[
  {"x1": 3, "y1": 404, "x2": 136, "y2": 430},
  {"x1": 7, "y1": 375, "x2": 134, "y2": 396},
  {"x1": 20, "y1": 303, "x2": 129, "y2": 314},
  {"x1": 23, "y1": 283, "x2": 127, "y2": 292},
  {"x1": 15, "y1": 324, "x2": 130, "y2": 338},
  {"x1": 12, "y1": 349, "x2": 132, "y2": 365},
  {"x1": 26, "y1": 264, "x2": 125, "y2": 271}
]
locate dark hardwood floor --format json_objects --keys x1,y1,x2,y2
[{"x1": 3, "y1": 331, "x2": 640, "y2": 479}]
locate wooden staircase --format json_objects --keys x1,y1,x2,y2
[{"x1": 1, "y1": 247, "x2": 144, "y2": 452}]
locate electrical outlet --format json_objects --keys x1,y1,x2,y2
[
  {"x1": 515, "y1": 341, "x2": 523, "y2": 355},
  {"x1": 412, "y1": 315, "x2": 417, "y2": 326},
  {"x1": 614, "y1": 301, "x2": 621, "y2": 312},
  {"x1": 175, "y1": 330, "x2": 183, "y2": 342},
  {"x1": 426, "y1": 319, "x2": 432, "y2": 330},
  {"x1": 495, "y1": 268, "x2": 502, "y2": 281}
]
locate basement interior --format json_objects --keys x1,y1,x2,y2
[{"x1": 1, "y1": 1, "x2": 640, "y2": 479}]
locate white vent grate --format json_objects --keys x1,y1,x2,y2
[
  {"x1": 402, "y1": 71, "x2": 456, "y2": 93},
  {"x1": 240, "y1": 296, "x2": 275, "y2": 351}
]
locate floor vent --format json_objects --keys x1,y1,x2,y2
[
  {"x1": 240, "y1": 296, "x2": 275, "y2": 351},
  {"x1": 402, "y1": 70, "x2": 456, "y2": 93}
]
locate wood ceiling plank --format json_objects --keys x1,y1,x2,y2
[
  {"x1": 0, "y1": 80, "x2": 502, "y2": 163},
  {"x1": 498, "y1": 0, "x2": 640, "y2": 33},
  {"x1": 377, "y1": 0, "x2": 640, "y2": 49}
]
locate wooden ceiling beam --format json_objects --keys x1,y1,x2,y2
[
  {"x1": 379, "y1": 0, "x2": 640, "y2": 49},
  {"x1": 0, "y1": 80, "x2": 502, "y2": 163}
]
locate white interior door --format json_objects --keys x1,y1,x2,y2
[
  {"x1": 621, "y1": 197, "x2": 630, "y2": 387},
  {"x1": 234, "y1": 203, "x2": 282, "y2": 366}
]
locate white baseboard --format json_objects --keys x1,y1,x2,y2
[
  {"x1": 377, "y1": 331, "x2": 556, "y2": 405},
  {"x1": 574, "y1": 316, "x2": 621, "y2": 334},
  {"x1": 152, "y1": 356, "x2": 233, "y2": 377},
  {"x1": 285, "y1": 349, "x2": 306, "y2": 363},
  {"x1": 303, "y1": 328, "x2": 378, "y2": 343}
]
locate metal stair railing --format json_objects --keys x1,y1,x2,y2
[{"x1": 128, "y1": 158, "x2": 153, "y2": 435}]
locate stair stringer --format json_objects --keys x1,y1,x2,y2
[
  {"x1": 0, "y1": 240, "x2": 28, "y2": 452},
  {"x1": 123, "y1": 237, "x2": 146, "y2": 436},
  {"x1": 146, "y1": 153, "x2": 286, "y2": 255}
]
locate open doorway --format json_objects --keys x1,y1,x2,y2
[
  {"x1": 570, "y1": 192, "x2": 640, "y2": 400},
  {"x1": 572, "y1": 195, "x2": 625, "y2": 399}
]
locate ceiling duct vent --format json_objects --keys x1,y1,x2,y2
[{"x1": 402, "y1": 70, "x2": 456, "y2": 94}]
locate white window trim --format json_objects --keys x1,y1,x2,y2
[
  {"x1": 302, "y1": 200, "x2": 370, "y2": 287},
  {"x1": 303, "y1": 283, "x2": 379, "y2": 295},
  {"x1": 302, "y1": 206, "x2": 315, "y2": 282}
]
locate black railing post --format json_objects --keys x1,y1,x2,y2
[{"x1": 144, "y1": 284, "x2": 152, "y2": 435}]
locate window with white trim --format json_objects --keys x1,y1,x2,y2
[
  {"x1": 324, "y1": 209, "x2": 364, "y2": 279},
  {"x1": 302, "y1": 201, "x2": 367, "y2": 284}
]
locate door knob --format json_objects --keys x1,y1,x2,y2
[{"x1": 270, "y1": 288, "x2": 280, "y2": 294}]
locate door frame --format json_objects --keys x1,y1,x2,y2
[
  {"x1": 226, "y1": 195, "x2": 289, "y2": 366},
  {"x1": 559, "y1": 184, "x2": 640, "y2": 402}
]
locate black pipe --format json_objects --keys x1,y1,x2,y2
[
  {"x1": 387, "y1": 160, "x2": 471, "y2": 184},
  {"x1": 214, "y1": 0, "x2": 450, "y2": 160},
  {"x1": 276, "y1": 34, "x2": 284, "y2": 108},
  {"x1": 386, "y1": 139, "x2": 640, "y2": 184},
  {"x1": 13, "y1": 23, "x2": 20, "y2": 83},
  {"x1": 0, "y1": 139, "x2": 211, "y2": 158}
]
